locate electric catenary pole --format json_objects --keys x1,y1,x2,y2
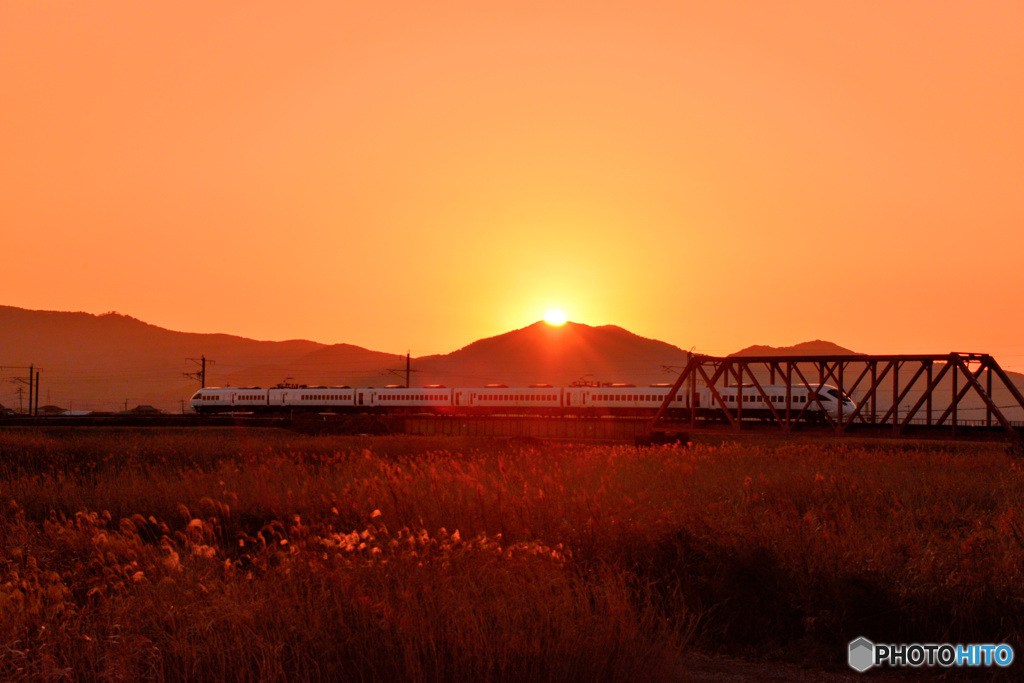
[
  {"x1": 184, "y1": 356, "x2": 215, "y2": 388},
  {"x1": 384, "y1": 352, "x2": 418, "y2": 388},
  {"x1": 3, "y1": 365, "x2": 39, "y2": 416}
]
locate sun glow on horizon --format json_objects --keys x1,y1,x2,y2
[{"x1": 544, "y1": 309, "x2": 568, "y2": 326}]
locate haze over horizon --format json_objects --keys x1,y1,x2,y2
[{"x1": 3, "y1": 2, "x2": 1023, "y2": 366}]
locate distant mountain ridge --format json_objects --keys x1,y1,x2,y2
[
  {"x1": 415, "y1": 321, "x2": 690, "y2": 387},
  {"x1": 0, "y1": 306, "x2": 395, "y2": 412},
  {"x1": 10, "y1": 304, "x2": 1008, "y2": 417},
  {"x1": 730, "y1": 340, "x2": 863, "y2": 357},
  {"x1": 0, "y1": 306, "x2": 691, "y2": 412}
]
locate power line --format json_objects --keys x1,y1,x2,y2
[
  {"x1": 184, "y1": 356, "x2": 215, "y2": 388},
  {"x1": 3, "y1": 364, "x2": 39, "y2": 416},
  {"x1": 383, "y1": 352, "x2": 418, "y2": 388}
]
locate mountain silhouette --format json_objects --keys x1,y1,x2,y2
[
  {"x1": 4, "y1": 305, "x2": 1020, "y2": 419},
  {"x1": 414, "y1": 321, "x2": 690, "y2": 387},
  {"x1": 730, "y1": 340, "x2": 863, "y2": 357},
  {"x1": 0, "y1": 306, "x2": 392, "y2": 412},
  {"x1": 0, "y1": 307, "x2": 690, "y2": 412}
]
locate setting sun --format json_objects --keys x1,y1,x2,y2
[{"x1": 544, "y1": 310, "x2": 567, "y2": 326}]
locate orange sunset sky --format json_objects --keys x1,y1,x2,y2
[{"x1": 3, "y1": 2, "x2": 1023, "y2": 367}]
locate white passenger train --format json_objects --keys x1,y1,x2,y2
[{"x1": 189, "y1": 382, "x2": 855, "y2": 420}]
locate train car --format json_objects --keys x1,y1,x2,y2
[
  {"x1": 565, "y1": 385, "x2": 691, "y2": 416},
  {"x1": 456, "y1": 385, "x2": 564, "y2": 415},
  {"x1": 187, "y1": 381, "x2": 856, "y2": 423},
  {"x1": 697, "y1": 384, "x2": 854, "y2": 421},
  {"x1": 273, "y1": 386, "x2": 356, "y2": 412},
  {"x1": 189, "y1": 387, "x2": 269, "y2": 414},
  {"x1": 356, "y1": 387, "x2": 454, "y2": 414}
]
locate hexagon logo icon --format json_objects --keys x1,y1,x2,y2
[{"x1": 848, "y1": 637, "x2": 875, "y2": 672}]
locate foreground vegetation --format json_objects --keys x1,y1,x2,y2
[{"x1": 1, "y1": 428, "x2": 1022, "y2": 680}]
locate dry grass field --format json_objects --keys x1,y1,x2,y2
[{"x1": 1, "y1": 428, "x2": 1021, "y2": 681}]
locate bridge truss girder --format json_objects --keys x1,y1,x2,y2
[{"x1": 650, "y1": 353, "x2": 1024, "y2": 437}]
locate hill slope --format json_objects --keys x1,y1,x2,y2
[
  {"x1": 730, "y1": 340, "x2": 863, "y2": 357},
  {"x1": 0, "y1": 306, "x2": 395, "y2": 412},
  {"x1": 415, "y1": 321, "x2": 690, "y2": 387},
  {"x1": 0, "y1": 308, "x2": 692, "y2": 412},
  {"x1": 5, "y1": 305, "x2": 1021, "y2": 421}
]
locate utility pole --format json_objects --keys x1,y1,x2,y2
[
  {"x1": 184, "y1": 356, "x2": 215, "y2": 387},
  {"x1": 383, "y1": 352, "x2": 418, "y2": 388},
  {"x1": 4, "y1": 365, "x2": 38, "y2": 416}
]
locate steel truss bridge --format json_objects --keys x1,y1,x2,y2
[{"x1": 650, "y1": 353, "x2": 1024, "y2": 439}]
